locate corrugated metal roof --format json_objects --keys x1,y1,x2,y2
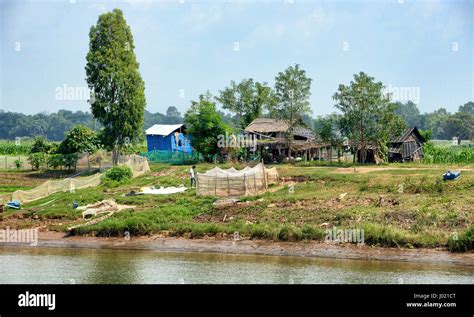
[{"x1": 146, "y1": 124, "x2": 184, "y2": 136}]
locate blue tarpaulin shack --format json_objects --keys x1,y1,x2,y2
[{"x1": 145, "y1": 124, "x2": 193, "y2": 154}]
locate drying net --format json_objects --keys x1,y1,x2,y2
[
  {"x1": 118, "y1": 154, "x2": 151, "y2": 177},
  {"x1": 196, "y1": 163, "x2": 279, "y2": 197},
  {"x1": 5, "y1": 154, "x2": 150, "y2": 204}
]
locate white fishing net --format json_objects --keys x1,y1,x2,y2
[{"x1": 196, "y1": 163, "x2": 279, "y2": 197}]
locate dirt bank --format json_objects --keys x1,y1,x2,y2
[{"x1": 2, "y1": 231, "x2": 472, "y2": 267}]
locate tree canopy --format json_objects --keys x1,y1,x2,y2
[
  {"x1": 85, "y1": 9, "x2": 146, "y2": 163},
  {"x1": 58, "y1": 125, "x2": 99, "y2": 154},
  {"x1": 184, "y1": 92, "x2": 230, "y2": 160},
  {"x1": 216, "y1": 78, "x2": 276, "y2": 129},
  {"x1": 333, "y1": 72, "x2": 405, "y2": 158}
]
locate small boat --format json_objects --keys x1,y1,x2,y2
[{"x1": 443, "y1": 171, "x2": 461, "y2": 181}]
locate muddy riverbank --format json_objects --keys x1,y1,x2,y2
[{"x1": 2, "y1": 231, "x2": 472, "y2": 266}]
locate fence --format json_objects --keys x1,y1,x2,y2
[
  {"x1": 141, "y1": 150, "x2": 201, "y2": 165},
  {"x1": 0, "y1": 155, "x2": 32, "y2": 170},
  {"x1": 10, "y1": 173, "x2": 103, "y2": 203}
]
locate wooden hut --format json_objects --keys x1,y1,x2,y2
[
  {"x1": 244, "y1": 118, "x2": 326, "y2": 160},
  {"x1": 388, "y1": 127, "x2": 425, "y2": 162}
]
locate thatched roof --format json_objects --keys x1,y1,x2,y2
[
  {"x1": 245, "y1": 118, "x2": 316, "y2": 138},
  {"x1": 245, "y1": 118, "x2": 289, "y2": 133}
]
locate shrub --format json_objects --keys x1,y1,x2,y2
[
  {"x1": 14, "y1": 159, "x2": 23, "y2": 169},
  {"x1": 30, "y1": 136, "x2": 52, "y2": 154},
  {"x1": 63, "y1": 153, "x2": 79, "y2": 171},
  {"x1": 48, "y1": 154, "x2": 64, "y2": 170},
  {"x1": 28, "y1": 152, "x2": 46, "y2": 170},
  {"x1": 104, "y1": 166, "x2": 133, "y2": 183}
]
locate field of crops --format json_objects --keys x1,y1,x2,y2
[
  {"x1": 0, "y1": 140, "x2": 32, "y2": 155},
  {"x1": 423, "y1": 142, "x2": 474, "y2": 164}
]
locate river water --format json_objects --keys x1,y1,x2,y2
[{"x1": 0, "y1": 246, "x2": 472, "y2": 284}]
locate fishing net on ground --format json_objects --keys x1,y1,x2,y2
[{"x1": 7, "y1": 154, "x2": 149, "y2": 204}]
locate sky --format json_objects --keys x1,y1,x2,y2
[{"x1": 1, "y1": 0, "x2": 473, "y2": 117}]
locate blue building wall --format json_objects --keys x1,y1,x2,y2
[{"x1": 146, "y1": 132, "x2": 193, "y2": 154}]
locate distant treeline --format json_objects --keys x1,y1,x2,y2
[
  {"x1": 0, "y1": 107, "x2": 184, "y2": 141},
  {"x1": 392, "y1": 101, "x2": 474, "y2": 140},
  {"x1": 1, "y1": 101, "x2": 472, "y2": 142}
]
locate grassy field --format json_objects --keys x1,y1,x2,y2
[{"x1": 0, "y1": 162, "x2": 472, "y2": 251}]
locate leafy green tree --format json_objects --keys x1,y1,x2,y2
[
  {"x1": 443, "y1": 112, "x2": 474, "y2": 141},
  {"x1": 268, "y1": 64, "x2": 312, "y2": 155},
  {"x1": 314, "y1": 113, "x2": 344, "y2": 161},
  {"x1": 28, "y1": 152, "x2": 46, "y2": 170},
  {"x1": 393, "y1": 101, "x2": 422, "y2": 128},
  {"x1": 58, "y1": 125, "x2": 99, "y2": 155},
  {"x1": 333, "y1": 72, "x2": 405, "y2": 162},
  {"x1": 63, "y1": 153, "x2": 79, "y2": 171},
  {"x1": 184, "y1": 92, "x2": 230, "y2": 161},
  {"x1": 419, "y1": 129, "x2": 432, "y2": 142},
  {"x1": 30, "y1": 136, "x2": 52, "y2": 153},
  {"x1": 458, "y1": 101, "x2": 474, "y2": 116},
  {"x1": 85, "y1": 9, "x2": 146, "y2": 164},
  {"x1": 216, "y1": 79, "x2": 276, "y2": 129},
  {"x1": 166, "y1": 106, "x2": 181, "y2": 119},
  {"x1": 424, "y1": 108, "x2": 450, "y2": 139}
]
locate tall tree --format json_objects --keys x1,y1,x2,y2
[
  {"x1": 333, "y1": 72, "x2": 405, "y2": 163},
  {"x1": 443, "y1": 112, "x2": 474, "y2": 142},
  {"x1": 393, "y1": 101, "x2": 422, "y2": 128},
  {"x1": 166, "y1": 106, "x2": 181, "y2": 119},
  {"x1": 184, "y1": 92, "x2": 230, "y2": 161},
  {"x1": 216, "y1": 78, "x2": 276, "y2": 129},
  {"x1": 85, "y1": 9, "x2": 146, "y2": 164},
  {"x1": 424, "y1": 108, "x2": 450, "y2": 139},
  {"x1": 458, "y1": 101, "x2": 474, "y2": 116},
  {"x1": 268, "y1": 64, "x2": 312, "y2": 156}
]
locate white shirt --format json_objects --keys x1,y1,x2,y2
[{"x1": 189, "y1": 168, "x2": 195, "y2": 178}]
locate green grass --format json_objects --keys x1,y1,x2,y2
[{"x1": 1, "y1": 161, "x2": 473, "y2": 251}]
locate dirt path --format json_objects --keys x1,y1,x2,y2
[{"x1": 2, "y1": 231, "x2": 472, "y2": 267}]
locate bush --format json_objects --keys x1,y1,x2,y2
[
  {"x1": 28, "y1": 152, "x2": 46, "y2": 170},
  {"x1": 448, "y1": 225, "x2": 473, "y2": 252},
  {"x1": 63, "y1": 153, "x2": 78, "y2": 171},
  {"x1": 14, "y1": 159, "x2": 23, "y2": 169},
  {"x1": 30, "y1": 136, "x2": 52, "y2": 154},
  {"x1": 48, "y1": 154, "x2": 64, "y2": 170},
  {"x1": 104, "y1": 166, "x2": 133, "y2": 183}
]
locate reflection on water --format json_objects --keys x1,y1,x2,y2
[{"x1": 0, "y1": 246, "x2": 472, "y2": 284}]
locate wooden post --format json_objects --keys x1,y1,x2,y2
[
  {"x1": 262, "y1": 163, "x2": 267, "y2": 189},
  {"x1": 214, "y1": 175, "x2": 217, "y2": 195},
  {"x1": 243, "y1": 173, "x2": 246, "y2": 196},
  {"x1": 227, "y1": 175, "x2": 230, "y2": 195}
]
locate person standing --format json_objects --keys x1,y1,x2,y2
[{"x1": 189, "y1": 165, "x2": 196, "y2": 188}]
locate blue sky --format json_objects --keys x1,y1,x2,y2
[{"x1": 1, "y1": 0, "x2": 473, "y2": 117}]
